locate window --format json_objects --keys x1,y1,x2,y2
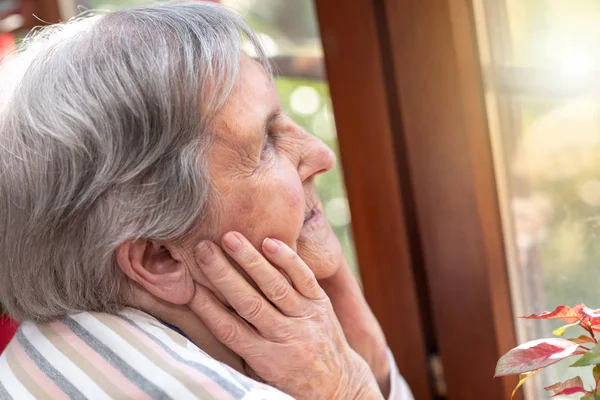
[{"x1": 474, "y1": 1, "x2": 600, "y2": 397}]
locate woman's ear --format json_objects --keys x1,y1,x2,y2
[{"x1": 116, "y1": 239, "x2": 194, "y2": 305}]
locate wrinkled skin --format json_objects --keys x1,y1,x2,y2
[
  {"x1": 320, "y1": 260, "x2": 391, "y2": 394},
  {"x1": 190, "y1": 232, "x2": 383, "y2": 400}
]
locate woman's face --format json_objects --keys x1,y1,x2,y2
[{"x1": 200, "y1": 55, "x2": 341, "y2": 279}]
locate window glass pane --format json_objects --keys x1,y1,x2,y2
[
  {"x1": 474, "y1": 0, "x2": 600, "y2": 398},
  {"x1": 504, "y1": 0, "x2": 600, "y2": 70},
  {"x1": 67, "y1": 0, "x2": 358, "y2": 275},
  {"x1": 221, "y1": 0, "x2": 321, "y2": 57}
]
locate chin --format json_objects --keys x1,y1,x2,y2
[{"x1": 296, "y1": 223, "x2": 343, "y2": 279}]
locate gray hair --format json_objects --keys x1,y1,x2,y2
[{"x1": 0, "y1": 2, "x2": 270, "y2": 321}]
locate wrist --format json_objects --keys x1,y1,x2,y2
[
  {"x1": 356, "y1": 331, "x2": 390, "y2": 380},
  {"x1": 335, "y1": 352, "x2": 384, "y2": 400},
  {"x1": 374, "y1": 359, "x2": 391, "y2": 399},
  {"x1": 373, "y1": 343, "x2": 391, "y2": 375},
  {"x1": 352, "y1": 369, "x2": 386, "y2": 400},
  {"x1": 354, "y1": 381, "x2": 386, "y2": 400}
]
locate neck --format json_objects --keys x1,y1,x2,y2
[
  {"x1": 126, "y1": 285, "x2": 246, "y2": 375},
  {"x1": 157, "y1": 306, "x2": 246, "y2": 374}
]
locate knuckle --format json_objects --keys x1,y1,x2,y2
[
  {"x1": 303, "y1": 274, "x2": 320, "y2": 293},
  {"x1": 277, "y1": 322, "x2": 296, "y2": 339},
  {"x1": 210, "y1": 263, "x2": 232, "y2": 284},
  {"x1": 238, "y1": 296, "x2": 264, "y2": 320},
  {"x1": 265, "y1": 279, "x2": 291, "y2": 302},
  {"x1": 320, "y1": 295, "x2": 333, "y2": 309},
  {"x1": 214, "y1": 320, "x2": 239, "y2": 346},
  {"x1": 244, "y1": 253, "x2": 264, "y2": 271}
]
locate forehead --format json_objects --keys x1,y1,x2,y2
[{"x1": 211, "y1": 56, "x2": 278, "y2": 143}]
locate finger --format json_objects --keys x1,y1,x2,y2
[
  {"x1": 188, "y1": 263, "x2": 230, "y2": 306},
  {"x1": 221, "y1": 232, "x2": 304, "y2": 316},
  {"x1": 194, "y1": 240, "x2": 284, "y2": 334},
  {"x1": 188, "y1": 284, "x2": 263, "y2": 355},
  {"x1": 262, "y1": 238, "x2": 325, "y2": 301}
]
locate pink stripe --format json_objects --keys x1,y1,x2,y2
[
  {"x1": 11, "y1": 340, "x2": 69, "y2": 400},
  {"x1": 114, "y1": 318, "x2": 236, "y2": 400},
  {"x1": 49, "y1": 321, "x2": 151, "y2": 400}
]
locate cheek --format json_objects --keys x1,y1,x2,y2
[{"x1": 218, "y1": 168, "x2": 305, "y2": 250}]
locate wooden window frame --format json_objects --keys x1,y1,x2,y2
[{"x1": 316, "y1": 0, "x2": 520, "y2": 398}]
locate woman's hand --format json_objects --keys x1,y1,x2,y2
[
  {"x1": 188, "y1": 232, "x2": 383, "y2": 400},
  {"x1": 319, "y1": 259, "x2": 392, "y2": 397}
]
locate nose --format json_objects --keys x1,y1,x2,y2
[{"x1": 298, "y1": 135, "x2": 337, "y2": 182}]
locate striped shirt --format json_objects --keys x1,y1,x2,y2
[{"x1": 0, "y1": 308, "x2": 412, "y2": 399}]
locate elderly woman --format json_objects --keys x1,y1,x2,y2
[{"x1": 0, "y1": 3, "x2": 413, "y2": 399}]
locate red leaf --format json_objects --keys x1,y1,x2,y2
[
  {"x1": 551, "y1": 387, "x2": 587, "y2": 397},
  {"x1": 522, "y1": 305, "x2": 582, "y2": 323},
  {"x1": 580, "y1": 307, "x2": 600, "y2": 328},
  {"x1": 544, "y1": 376, "x2": 586, "y2": 397},
  {"x1": 495, "y1": 338, "x2": 581, "y2": 377},
  {"x1": 570, "y1": 335, "x2": 596, "y2": 344},
  {"x1": 580, "y1": 307, "x2": 600, "y2": 319}
]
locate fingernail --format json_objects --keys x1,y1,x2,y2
[
  {"x1": 223, "y1": 232, "x2": 243, "y2": 252},
  {"x1": 263, "y1": 238, "x2": 280, "y2": 253},
  {"x1": 196, "y1": 241, "x2": 216, "y2": 265}
]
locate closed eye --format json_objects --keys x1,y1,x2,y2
[
  {"x1": 262, "y1": 131, "x2": 274, "y2": 153},
  {"x1": 260, "y1": 109, "x2": 282, "y2": 157}
]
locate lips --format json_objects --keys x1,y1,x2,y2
[
  {"x1": 304, "y1": 208, "x2": 316, "y2": 222},
  {"x1": 303, "y1": 194, "x2": 321, "y2": 225},
  {"x1": 304, "y1": 198, "x2": 318, "y2": 221}
]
